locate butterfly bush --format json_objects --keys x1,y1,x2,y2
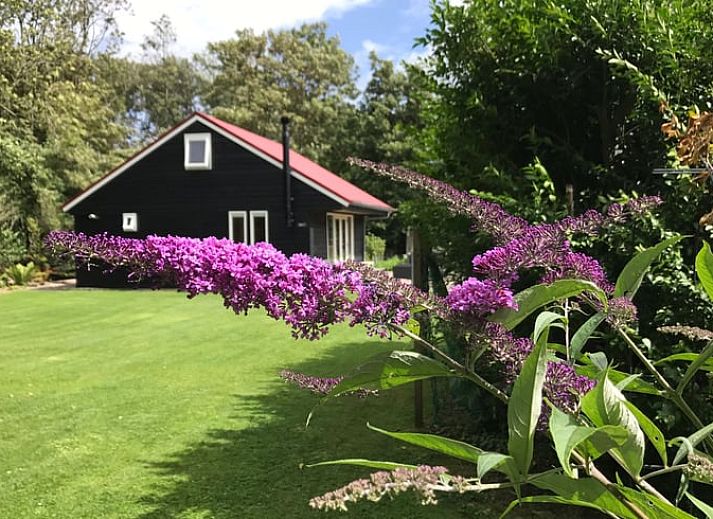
[{"x1": 46, "y1": 160, "x2": 659, "y2": 433}]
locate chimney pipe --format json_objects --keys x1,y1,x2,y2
[{"x1": 281, "y1": 116, "x2": 294, "y2": 228}]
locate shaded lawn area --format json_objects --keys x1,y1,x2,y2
[{"x1": 1, "y1": 289, "x2": 526, "y2": 518}]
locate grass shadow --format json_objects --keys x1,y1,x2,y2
[{"x1": 134, "y1": 342, "x2": 533, "y2": 519}]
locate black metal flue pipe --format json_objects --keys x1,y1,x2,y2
[{"x1": 281, "y1": 116, "x2": 294, "y2": 228}]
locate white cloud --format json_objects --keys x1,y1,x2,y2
[{"x1": 115, "y1": 0, "x2": 374, "y2": 58}]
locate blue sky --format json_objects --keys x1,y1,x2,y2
[{"x1": 116, "y1": 0, "x2": 436, "y2": 87}]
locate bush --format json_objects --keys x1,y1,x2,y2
[
  {"x1": 0, "y1": 228, "x2": 26, "y2": 270},
  {"x1": 4, "y1": 262, "x2": 38, "y2": 286},
  {"x1": 365, "y1": 233, "x2": 386, "y2": 262}
]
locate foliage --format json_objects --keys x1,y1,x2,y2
[
  {"x1": 365, "y1": 233, "x2": 386, "y2": 263},
  {"x1": 199, "y1": 23, "x2": 357, "y2": 169},
  {"x1": 3, "y1": 262, "x2": 38, "y2": 286},
  {"x1": 0, "y1": 228, "x2": 26, "y2": 270}
]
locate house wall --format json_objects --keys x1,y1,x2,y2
[{"x1": 70, "y1": 121, "x2": 370, "y2": 286}]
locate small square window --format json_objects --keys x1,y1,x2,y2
[
  {"x1": 122, "y1": 212, "x2": 138, "y2": 232},
  {"x1": 184, "y1": 133, "x2": 212, "y2": 170}
]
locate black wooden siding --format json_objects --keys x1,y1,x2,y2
[{"x1": 71, "y1": 121, "x2": 366, "y2": 286}]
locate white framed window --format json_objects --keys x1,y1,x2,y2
[
  {"x1": 122, "y1": 212, "x2": 138, "y2": 232},
  {"x1": 228, "y1": 211, "x2": 248, "y2": 243},
  {"x1": 184, "y1": 133, "x2": 212, "y2": 170},
  {"x1": 327, "y1": 213, "x2": 354, "y2": 262},
  {"x1": 249, "y1": 211, "x2": 269, "y2": 244}
]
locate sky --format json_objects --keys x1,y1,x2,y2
[{"x1": 114, "y1": 0, "x2": 436, "y2": 88}]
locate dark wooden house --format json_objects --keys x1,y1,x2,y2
[{"x1": 63, "y1": 112, "x2": 393, "y2": 287}]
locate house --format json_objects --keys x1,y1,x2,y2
[{"x1": 62, "y1": 112, "x2": 394, "y2": 287}]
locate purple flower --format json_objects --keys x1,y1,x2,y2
[
  {"x1": 445, "y1": 278, "x2": 517, "y2": 317},
  {"x1": 280, "y1": 369, "x2": 376, "y2": 397},
  {"x1": 45, "y1": 232, "x2": 413, "y2": 340}
]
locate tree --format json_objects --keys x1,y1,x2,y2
[{"x1": 200, "y1": 23, "x2": 358, "y2": 168}]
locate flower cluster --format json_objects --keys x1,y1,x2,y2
[
  {"x1": 279, "y1": 369, "x2": 376, "y2": 397},
  {"x1": 309, "y1": 465, "x2": 448, "y2": 511},
  {"x1": 684, "y1": 451, "x2": 713, "y2": 484},
  {"x1": 347, "y1": 158, "x2": 529, "y2": 244},
  {"x1": 445, "y1": 278, "x2": 517, "y2": 318},
  {"x1": 484, "y1": 323, "x2": 595, "y2": 416},
  {"x1": 658, "y1": 325, "x2": 713, "y2": 342},
  {"x1": 46, "y1": 232, "x2": 415, "y2": 340}
]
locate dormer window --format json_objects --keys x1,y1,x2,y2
[{"x1": 184, "y1": 133, "x2": 212, "y2": 170}]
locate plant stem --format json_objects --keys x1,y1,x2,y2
[
  {"x1": 641, "y1": 464, "x2": 688, "y2": 481},
  {"x1": 564, "y1": 299, "x2": 571, "y2": 363},
  {"x1": 571, "y1": 451, "x2": 649, "y2": 519},
  {"x1": 390, "y1": 323, "x2": 510, "y2": 404}
]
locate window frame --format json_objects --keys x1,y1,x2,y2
[
  {"x1": 183, "y1": 133, "x2": 212, "y2": 170},
  {"x1": 122, "y1": 212, "x2": 138, "y2": 232},
  {"x1": 326, "y1": 212, "x2": 354, "y2": 262},
  {"x1": 249, "y1": 210, "x2": 269, "y2": 244},
  {"x1": 228, "y1": 210, "x2": 248, "y2": 243}
]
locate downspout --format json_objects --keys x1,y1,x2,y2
[{"x1": 281, "y1": 116, "x2": 294, "y2": 228}]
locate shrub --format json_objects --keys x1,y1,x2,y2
[{"x1": 4, "y1": 262, "x2": 38, "y2": 286}]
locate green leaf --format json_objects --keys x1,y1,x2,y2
[
  {"x1": 581, "y1": 372, "x2": 646, "y2": 476},
  {"x1": 325, "y1": 350, "x2": 456, "y2": 399},
  {"x1": 532, "y1": 311, "x2": 564, "y2": 344},
  {"x1": 614, "y1": 235, "x2": 685, "y2": 299},
  {"x1": 529, "y1": 473, "x2": 643, "y2": 519},
  {"x1": 507, "y1": 337, "x2": 548, "y2": 476},
  {"x1": 624, "y1": 401, "x2": 667, "y2": 466},
  {"x1": 306, "y1": 459, "x2": 418, "y2": 470},
  {"x1": 678, "y1": 340, "x2": 713, "y2": 394},
  {"x1": 672, "y1": 421, "x2": 713, "y2": 465},
  {"x1": 695, "y1": 241, "x2": 713, "y2": 300},
  {"x1": 500, "y1": 495, "x2": 620, "y2": 519},
  {"x1": 549, "y1": 407, "x2": 628, "y2": 476},
  {"x1": 476, "y1": 452, "x2": 519, "y2": 482},
  {"x1": 576, "y1": 365, "x2": 660, "y2": 395},
  {"x1": 490, "y1": 279, "x2": 608, "y2": 330},
  {"x1": 686, "y1": 492, "x2": 713, "y2": 517},
  {"x1": 655, "y1": 353, "x2": 713, "y2": 370},
  {"x1": 367, "y1": 423, "x2": 483, "y2": 464},
  {"x1": 570, "y1": 312, "x2": 605, "y2": 359},
  {"x1": 618, "y1": 486, "x2": 698, "y2": 518}
]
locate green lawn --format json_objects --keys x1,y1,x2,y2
[{"x1": 1, "y1": 289, "x2": 517, "y2": 518}]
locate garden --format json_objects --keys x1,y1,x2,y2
[{"x1": 3, "y1": 1, "x2": 713, "y2": 517}]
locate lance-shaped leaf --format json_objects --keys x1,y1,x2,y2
[
  {"x1": 526, "y1": 473, "x2": 644, "y2": 519},
  {"x1": 507, "y1": 336, "x2": 548, "y2": 476},
  {"x1": 696, "y1": 241, "x2": 713, "y2": 300},
  {"x1": 672, "y1": 421, "x2": 713, "y2": 465},
  {"x1": 548, "y1": 407, "x2": 628, "y2": 476},
  {"x1": 570, "y1": 312, "x2": 605, "y2": 359},
  {"x1": 532, "y1": 311, "x2": 565, "y2": 344},
  {"x1": 477, "y1": 452, "x2": 519, "y2": 483},
  {"x1": 655, "y1": 353, "x2": 713, "y2": 371},
  {"x1": 686, "y1": 492, "x2": 713, "y2": 518},
  {"x1": 500, "y1": 495, "x2": 628, "y2": 519},
  {"x1": 306, "y1": 459, "x2": 418, "y2": 470},
  {"x1": 367, "y1": 423, "x2": 483, "y2": 464},
  {"x1": 490, "y1": 279, "x2": 608, "y2": 330},
  {"x1": 581, "y1": 371, "x2": 645, "y2": 476},
  {"x1": 678, "y1": 340, "x2": 713, "y2": 394},
  {"x1": 614, "y1": 235, "x2": 685, "y2": 299},
  {"x1": 325, "y1": 350, "x2": 456, "y2": 398},
  {"x1": 576, "y1": 365, "x2": 661, "y2": 395},
  {"x1": 618, "y1": 487, "x2": 697, "y2": 518},
  {"x1": 624, "y1": 401, "x2": 667, "y2": 466}
]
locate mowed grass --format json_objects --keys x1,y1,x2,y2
[{"x1": 0, "y1": 289, "x2": 502, "y2": 518}]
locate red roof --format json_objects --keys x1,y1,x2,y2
[
  {"x1": 197, "y1": 112, "x2": 393, "y2": 212},
  {"x1": 63, "y1": 112, "x2": 394, "y2": 214}
]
